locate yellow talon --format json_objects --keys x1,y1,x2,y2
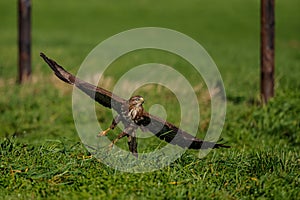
[
  {"x1": 97, "y1": 128, "x2": 111, "y2": 137},
  {"x1": 108, "y1": 142, "x2": 114, "y2": 149}
]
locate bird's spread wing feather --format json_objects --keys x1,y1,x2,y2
[
  {"x1": 41, "y1": 53, "x2": 230, "y2": 149},
  {"x1": 140, "y1": 113, "x2": 230, "y2": 149},
  {"x1": 40, "y1": 53, "x2": 126, "y2": 112}
]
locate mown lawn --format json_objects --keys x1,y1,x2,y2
[{"x1": 0, "y1": 0, "x2": 299, "y2": 199}]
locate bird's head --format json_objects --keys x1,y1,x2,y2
[{"x1": 129, "y1": 95, "x2": 144, "y2": 107}]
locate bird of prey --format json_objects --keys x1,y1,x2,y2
[{"x1": 40, "y1": 53, "x2": 229, "y2": 157}]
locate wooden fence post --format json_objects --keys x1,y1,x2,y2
[
  {"x1": 18, "y1": 0, "x2": 31, "y2": 83},
  {"x1": 260, "y1": 0, "x2": 275, "y2": 104}
]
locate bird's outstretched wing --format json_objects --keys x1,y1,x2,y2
[
  {"x1": 41, "y1": 53, "x2": 230, "y2": 149},
  {"x1": 40, "y1": 53, "x2": 126, "y2": 112},
  {"x1": 140, "y1": 113, "x2": 230, "y2": 149}
]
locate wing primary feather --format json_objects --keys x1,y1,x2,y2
[
  {"x1": 141, "y1": 113, "x2": 230, "y2": 149},
  {"x1": 40, "y1": 53, "x2": 75, "y2": 84},
  {"x1": 40, "y1": 52, "x2": 125, "y2": 111}
]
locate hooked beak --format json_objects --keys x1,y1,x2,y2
[{"x1": 139, "y1": 97, "x2": 144, "y2": 104}]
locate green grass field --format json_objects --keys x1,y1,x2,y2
[{"x1": 1, "y1": 0, "x2": 299, "y2": 199}]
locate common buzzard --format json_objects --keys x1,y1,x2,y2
[{"x1": 40, "y1": 53, "x2": 229, "y2": 157}]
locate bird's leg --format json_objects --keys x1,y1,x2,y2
[
  {"x1": 108, "y1": 131, "x2": 127, "y2": 149},
  {"x1": 97, "y1": 115, "x2": 121, "y2": 137},
  {"x1": 108, "y1": 126, "x2": 138, "y2": 158},
  {"x1": 108, "y1": 126, "x2": 133, "y2": 149},
  {"x1": 128, "y1": 132, "x2": 138, "y2": 158},
  {"x1": 125, "y1": 127, "x2": 138, "y2": 157}
]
